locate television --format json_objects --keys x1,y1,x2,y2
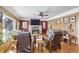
[{"x1": 31, "y1": 19, "x2": 40, "y2": 25}]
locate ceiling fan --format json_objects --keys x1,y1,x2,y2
[
  {"x1": 38, "y1": 11, "x2": 48, "y2": 17},
  {"x1": 33, "y1": 8, "x2": 54, "y2": 18}
]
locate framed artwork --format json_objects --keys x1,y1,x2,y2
[
  {"x1": 43, "y1": 22, "x2": 46, "y2": 29},
  {"x1": 64, "y1": 17, "x2": 70, "y2": 24},
  {"x1": 60, "y1": 18, "x2": 64, "y2": 23},
  {"x1": 22, "y1": 22, "x2": 28, "y2": 29},
  {"x1": 70, "y1": 16, "x2": 76, "y2": 23}
]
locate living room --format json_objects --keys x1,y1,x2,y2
[{"x1": 0, "y1": 6, "x2": 79, "y2": 53}]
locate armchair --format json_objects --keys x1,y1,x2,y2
[
  {"x1": 15, "y1": 32, "x2": 31, "y2": 53},
  {"x1": 45, "y1": 30, "x2": 62, "y2": 52}
]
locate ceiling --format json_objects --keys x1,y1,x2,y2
[{"x1": 3, "y1": 6, "x2": 78, "y2": 20}]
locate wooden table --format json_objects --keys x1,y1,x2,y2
[
  {"x1": 36, "y1": 40, "x2": 44, "y2": 52},
  {"x1": 31, "y1": 35, "x2": 44, "y2": 52}
]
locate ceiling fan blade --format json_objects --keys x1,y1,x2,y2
[{"x1": 44, "y1": 14, "x2": 48, "y2": 16}]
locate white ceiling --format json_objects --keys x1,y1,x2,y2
[{"x1": 3, "y1": 6, "x2": 78, "y2": 20}]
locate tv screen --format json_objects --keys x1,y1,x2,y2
[{"x1": 31, "y1": 19, "x2": 40, "y2": 25}]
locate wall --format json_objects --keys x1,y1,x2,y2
[
  {"x1": 48, "y1": 20, "x2": 76, "y2": 33},
  {"x1": 76, "y1": 16, "x2": 79, "y2": 45},
  {"x1": 19, "y1": 20, "x2": 48, "y2": 35},
  {"x1": 48, "y1": 21, "x2": 65, "y2": 30},
  {"x1": 12, "y1": 19, "x2": 20, "y2": 31},
  {"x1": 48, "y1": 13, "x2": 79, "y2": 44}
]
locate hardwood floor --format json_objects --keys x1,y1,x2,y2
[
  {"x1": 6, "y1": 41, "x2": 79, "y2": 53},
  {"x1": 60, "y1": 42, "x2": 79, "y2": 53},
  {"x1": 33, "y1": 42, "x2": 79, "y2": 53}
]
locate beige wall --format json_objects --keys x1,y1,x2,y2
[
  {"x1": 48, "y1": 13, "x2": 78, "y2": 33},
  {"x1": 48, "y1": 21, "x2": 66, "y2": 30},
  {"x1": 48, "y1": 13, "x2": 79, "y2": 44}
]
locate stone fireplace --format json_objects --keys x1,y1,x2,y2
[{"x1": 30, "y1": 25, "x2": 42, "y2": 34}]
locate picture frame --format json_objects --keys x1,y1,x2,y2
[
  {"x1": 64, "y1": 17, "x2": 70, "y2": 24},
  {"x1": 70, "y1": 16, "x2": 76, "y2": 23},
  {"x1": 60, "y1": 18, "x2": 64, "y2": 23},
  {"x1": 22, "y1": 22, "x2": 28, "y2": 29},
  {"x1": 43, "y1": 22, "x2": 46, "y2": 29}
]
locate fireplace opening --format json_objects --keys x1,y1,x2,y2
[{"x1": 32, "y1": 30, "x2": 39, "y2": 34}]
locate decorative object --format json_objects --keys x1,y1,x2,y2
[
  {"x1": 64, "y1": 17, "x2": 70, "y2": 24},
  {"x1": 70, "y1": 16, "x2": 76, "y2": 23}
]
